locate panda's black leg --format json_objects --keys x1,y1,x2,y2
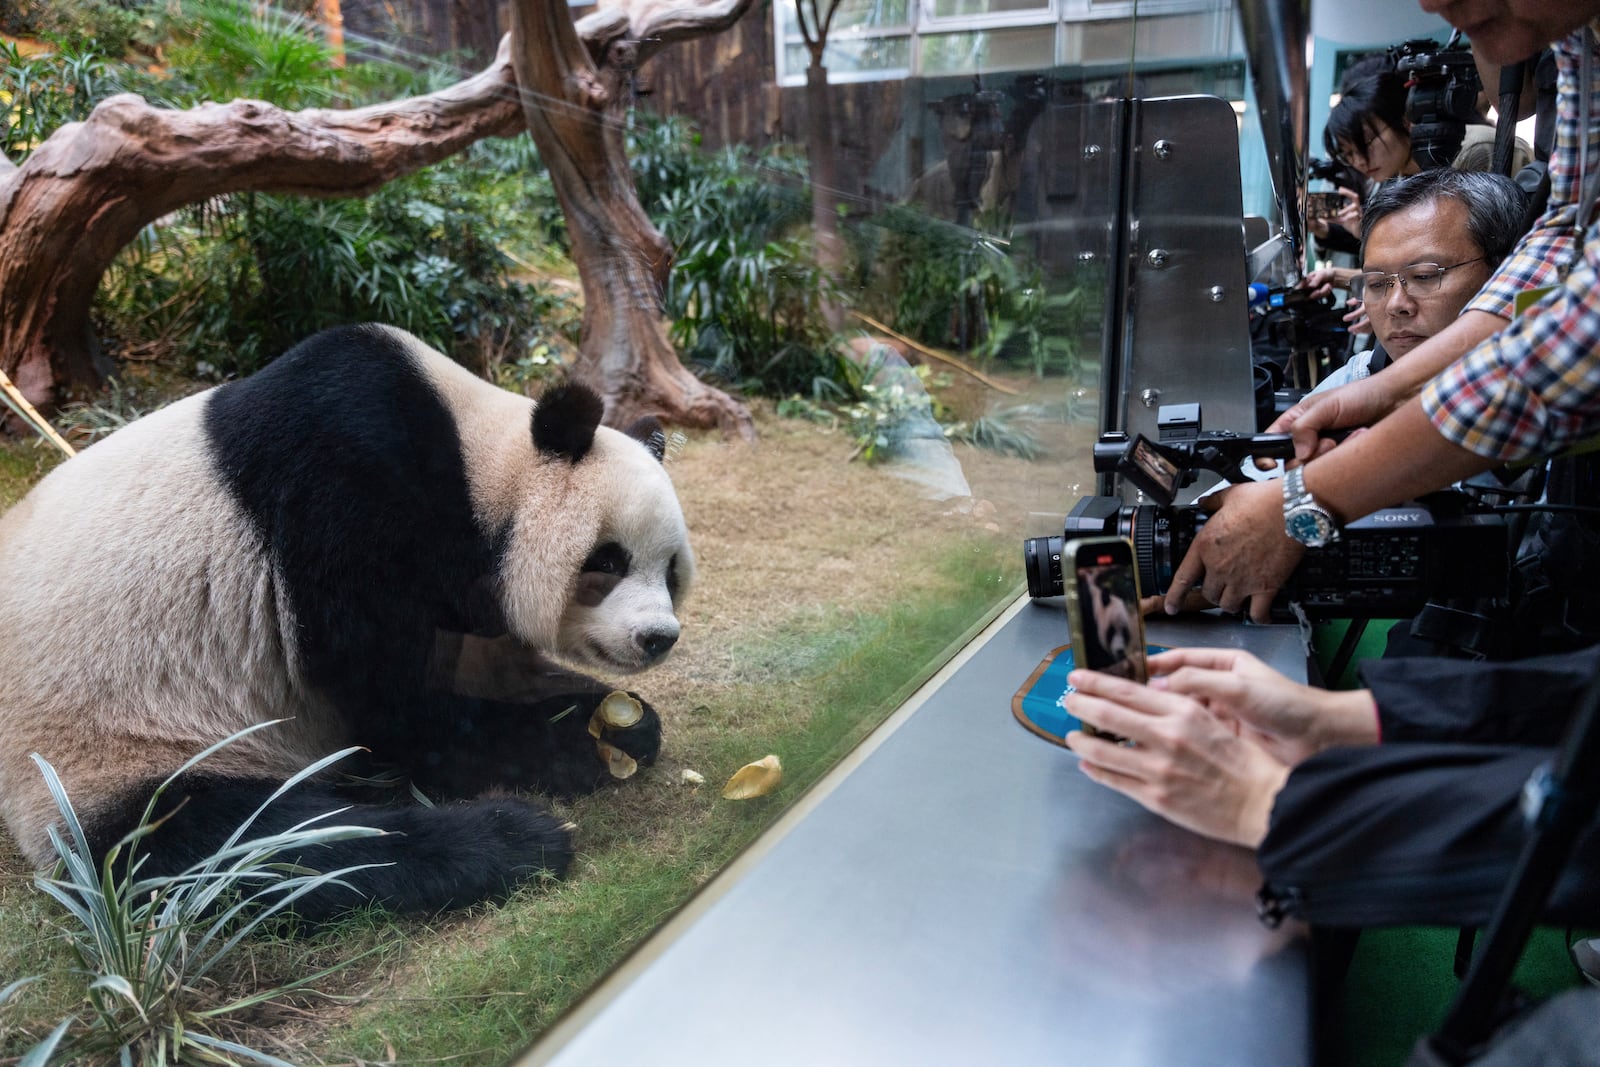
[
  {"x1": 87, "y1": 775, "x2": 573, "y2": 923},
  {"x1": 406, "y1": 691, "x2": 663, "y2": 801}
]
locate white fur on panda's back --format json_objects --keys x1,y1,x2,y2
[{"x1": 0, "y1": 393, "x2": 342, "y2": 865}]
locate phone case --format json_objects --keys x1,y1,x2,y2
[{"x1": 1062, "y1": 536, "x2": 1148, "y2": 684}]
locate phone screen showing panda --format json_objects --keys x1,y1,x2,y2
[{"x1": 1064, "y1": 537, "x2": 1148, "y2": 685}]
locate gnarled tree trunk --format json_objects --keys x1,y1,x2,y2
[{"x1": 511, "y1": 0, "x2": 756, "y2": 439}]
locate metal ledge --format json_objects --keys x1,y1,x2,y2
[{"x1": 519, "y1": 596, "x2": 1311, "y2": 1066}]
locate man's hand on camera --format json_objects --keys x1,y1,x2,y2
[
  {"x1": 1140, "y1": 589, "x2": 1209, "y2": 616},
  {"x1": 1299, "y1": 267, "x2": 1357, "y2": 300},
  {"x1": 1145, "y1": 648, "x2": 1379, "y2": 765},
  {"x1": 1063, "y1": 667, "x2": 1290, "y2": 848},
  {"x1": 1162, "y1": 480, "x2": 1303, "y2": 624}
]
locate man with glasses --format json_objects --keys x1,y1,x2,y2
[
  {"x1": 1163, "y1": 3, "x2": 1600, "y2": 621},
  {"x1": 1304, "y1": 168, "x2": 1527, "y2": 397}
]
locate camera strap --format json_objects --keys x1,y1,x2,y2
[
  {"x1": 1576, "y1": 39, "x2": 1600, "y2": 242},
  {"x1": 1493, "y1": 61, "x2": 1527, "y2": 177}
]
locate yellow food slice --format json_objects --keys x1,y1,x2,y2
[
  {"x1": 596, "y1": 740, "x2": 638, "y2": 780},
  {"x1": 597, "y1": 691, "x2": 644, "y2": 729},
  {"x1": 721, "y1": 754, "x2": 783, "y2": 799}
]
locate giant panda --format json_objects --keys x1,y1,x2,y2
[{"x1": 0, "y1": 324, "x2": 693, "y2": 920}]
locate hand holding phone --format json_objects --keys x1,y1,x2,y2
[{"x1": 1063, "y1": 536, "x2": 1148, "y2": 741}]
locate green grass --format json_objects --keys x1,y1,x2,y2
[{"x1": 0, "y1": 438, "x2": 64, "y2": 510}]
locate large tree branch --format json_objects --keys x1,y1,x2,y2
[
  {"x1": 1, "y1": 1, "x2": 758, "y2": 441},
  {"x1": 0, "y1": 39, "x2": 524, "y2": 409},
  {"x1": 0, "y1": 36, "x2": 524, "y2": 230}
]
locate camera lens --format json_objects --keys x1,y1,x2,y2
[
  {"x1": 1022, "y1": 535, "x2": 1064, "y2": 598},
  {"x1": 1117, "y1": 505, "x2": 1207, "y2": 596},
  {"x1": 1020, "y1": 503, "x2": 1207, "y2": 600}
]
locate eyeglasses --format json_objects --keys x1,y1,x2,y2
[
  {"x1": 1335, "y1": 124, "x2": 1391, "y2": 166},
  {"x1": 1358, "y1": 258, "x2": 1487, "y2": 301}
]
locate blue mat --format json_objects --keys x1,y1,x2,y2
[{"x1": 1011, "y1": 644, "x2": 1170, "y2": 746}]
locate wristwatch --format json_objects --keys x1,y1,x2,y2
[{"x1": 1282, "y1": 466, "x2": 1341, "y2": 547}]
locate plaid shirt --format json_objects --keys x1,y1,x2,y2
[{"x1": 1425, "y1": 28, "x2": 1600, "y2": 460}]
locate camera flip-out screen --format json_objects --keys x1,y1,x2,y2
[{"x1": 1122, "y1": 436, "x2": 1183, "y2": 504}]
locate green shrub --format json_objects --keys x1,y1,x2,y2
[
  {"x1": 850, "y1": 205, "x2": 1097, "y2": 378},
  {"x1": 0, "y1": 0, "x2": 155, "y2": 59},
  {"x1": 156, "y1": 0, "x2": 343, "y2": 110},
  {"x1": 8, "y1": 725, "x2": 385, "y2": 1065},
  {"x1": 634, "y1": 113, "x2": 838, "y2": 396},
  {"x1": 0, "y1": 39, "x2": 126, "y2": 161},
  {"x1": 95, "y1": 155, "x2": 570, "y2": 379}
]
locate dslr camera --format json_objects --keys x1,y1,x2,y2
[
  {"x1": 1021, "y1": 406, "x2": 1510, "y2": 619},
  {"x1": 1390, "y1": 35, "x2": 1484, "y2": 170}
]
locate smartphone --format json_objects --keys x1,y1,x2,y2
[
  {"x1": 1063, "y1": 536, "x2": 1148, "y2": 740},
  {"x1": 1306, "y1": 190, "x2": 1344, "y2": 220}
]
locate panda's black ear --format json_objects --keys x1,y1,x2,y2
[
  {"x1": 625, "y1": 415, "x2": 668, "y2": 463},
  {"x1": 532, "y1": 383, "x2": 605, "y2": 464}
]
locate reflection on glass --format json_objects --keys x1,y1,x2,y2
[
  {"x1": 930, "y1": 0, "x2": 1050, "y2": 17},
  {"x1": 919, "y1": 27, "x2": 1057, "y2": 74},
  {"x1": 784, "y1": 36, "x2": 912, "y2": 75},
  {"x1": 0, "y1": 0, "x2": 1297, "y2": 1061},
  {"x1": 1078, "y1": 11, "x2": 1233, "y2": 65},
  {"x1": 776, "y1": 0, "x2": 911, "y2": 36}
]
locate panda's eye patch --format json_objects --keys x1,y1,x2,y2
[
  {"x1": 582, "y1": 542, "x2": 631, "y2": 578},
  {"x1": 667, "y1": 554, "x2": 681, "y2": 601}
]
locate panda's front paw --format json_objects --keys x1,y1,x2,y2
[
  {"x1": 595, "y1": 691, "x2": 662, "y2": 769},
  {"x1": 535, "y1": 690, "x2": 663, "y2": 797}
]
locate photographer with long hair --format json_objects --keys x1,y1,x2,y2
[{"x1": 1311, "y1": 57, "x2": 1533, "y2": 256}]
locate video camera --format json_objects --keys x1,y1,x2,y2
[
  {"x1": 1021, "y1": 406, "x2": 1511, "y2": 620},
  {"x1": 1391, "y1": 34, "x2": 1484, "y2": 170},
  {"x1": 1248, "y1": 286, "x2": 1352, "y2": 396}
]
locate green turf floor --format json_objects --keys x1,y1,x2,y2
[
  {"x1": 1329, "y1": 925, "x2": 1590, "y2": 1066},
  {"x1": 1310, "y1": 620, "x2": 1590, "y2": 1065}
]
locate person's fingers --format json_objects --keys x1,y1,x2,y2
[
  {"x1": 1270, "y1": 396, "x2": 1334, "y2": 463},
  {"x1": 1067, "y1": 667, "x2": 1163, "y2": 707},
  {"x1": 1292, "y1": 420, "x2": 1327, "y2": 463},
  {"x1": 1165, "y1": 554, "x2": 1206, "y2": 615},
  {"x1": 1073, "y1": 750, "x2": 1151, "y2": 793},
  {"x1": 1147, "y1": 648, "x2": 1251, "y2": 677},
  {"x1": 1248, "y1": 592, "x2": 1275, "y2": 625}
]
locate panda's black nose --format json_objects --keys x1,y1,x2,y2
[{"x1": 637, "y1": 629, "x2": 678, "y2": 660}]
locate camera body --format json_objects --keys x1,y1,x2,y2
[
  {"x1": 1029, "y1": 492, "x2": 1510, "y2": 620},
  {"x1": 1391, "y1": 36, "x2": 1484, "y2": 169},
  {"x1": 1021, "y1": 406, "x2": 1512, "y2": 620}
]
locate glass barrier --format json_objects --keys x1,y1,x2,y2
[{"x1": 0, "y1": 1, "x2": 1278, "y2": 1063}]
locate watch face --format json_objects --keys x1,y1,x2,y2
[{"x1": 1287, "y1": 508, "x2": 1333, "y2": 546}]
